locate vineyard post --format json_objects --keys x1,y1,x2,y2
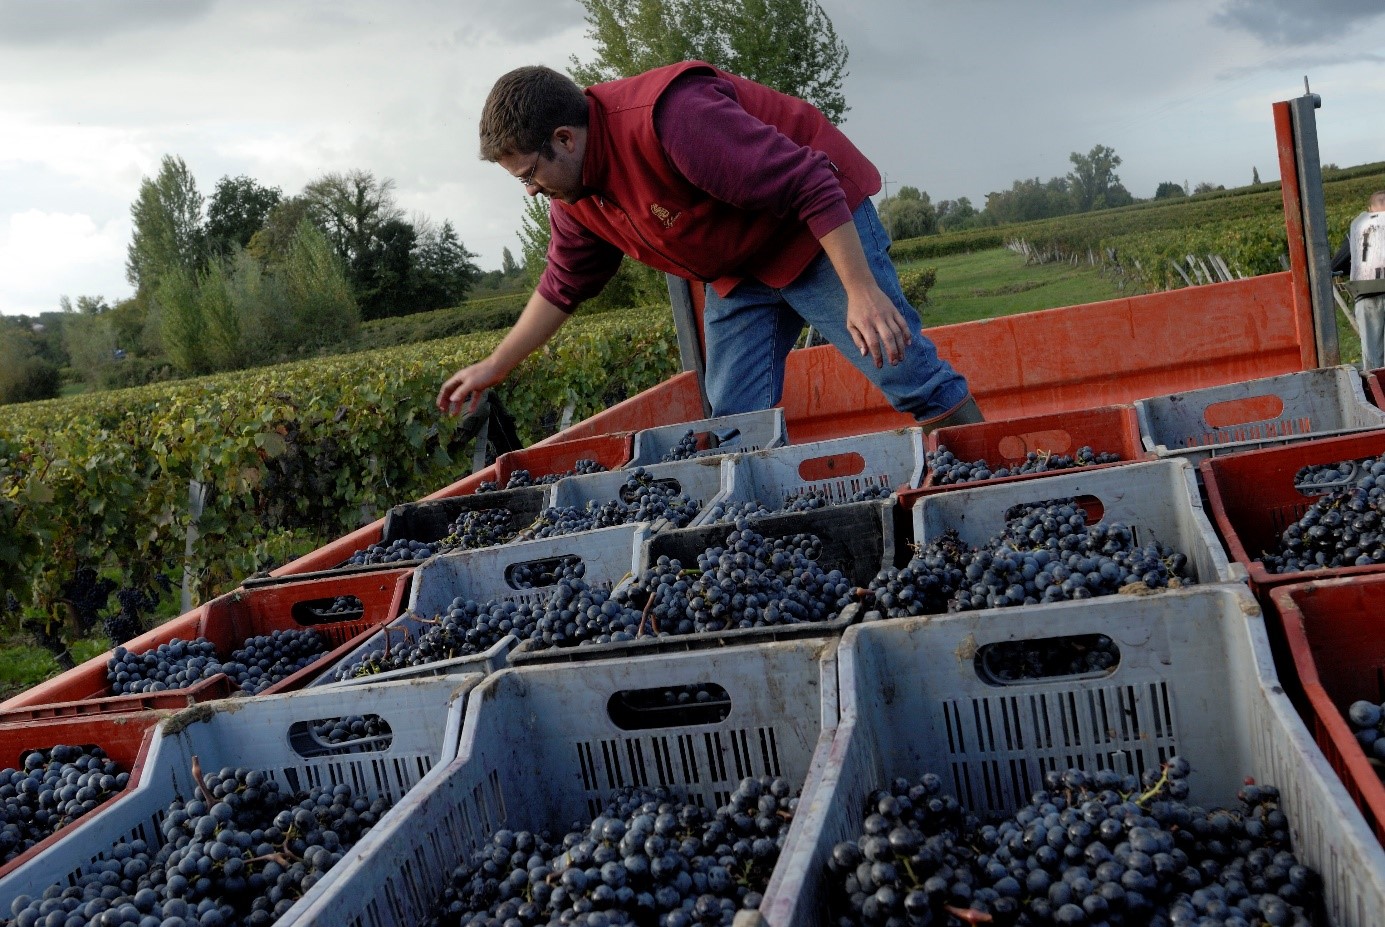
[{"x1": 182, "y1": 479, "x2": 210, "y2": 613}]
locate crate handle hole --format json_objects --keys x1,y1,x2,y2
[
  {"x1": 607, "y1": 683, "x2": 732, "y2": 730},
  {"x1": 288, "y1": 714, "x2": 393, "y2": 757},
  {"x1": 1203, "y1": 395, "x2": 1285, "y2": 428},
  {"x1": 997, "y1": 430, "x2": 1074, "y2": 460},
  {"x1": 975, "y1": 634, "x2": 1120, "y2": 686},
  {"x1": 290, "y1": 595, "x2": 365, "y2": 626},
  {"x1": 797, "y1": 452, "x2": 866, "y2": 482},
  {"x1": 505, "y1": 555, "x2": 584, "y2": 590}
]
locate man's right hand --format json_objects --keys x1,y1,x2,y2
[{"x1": 437, "y1": 356, "x2": 504, "y2": 417}]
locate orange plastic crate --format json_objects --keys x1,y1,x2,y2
[
  {"x1": 0, "y1": 710, "x2": 162, "y2": 880},
  {"x1": 1275, "y1": 575, "x2": 1385, "y2": 846},
  {"x1": 899, "y1": 404, "x2": 1150, "y2": 506},
  {"x1": 490, "y1": 432, "x2": 633, "y2": 486},
  {"x1": 1200, "y1": 429, "x2": 1385, "y2": 593},
  {"x1": 0, "y1": 570, "x2": 412, "y2": 721}
]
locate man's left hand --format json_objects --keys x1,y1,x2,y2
[{"x1": 846, "y1": 286, "x2": 913, "y2": 368}]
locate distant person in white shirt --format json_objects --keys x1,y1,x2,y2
[{"x1": 1332, "y1": 191, "x2": 1385, "y2": 370}]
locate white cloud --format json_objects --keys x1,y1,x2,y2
[
  {"x1": 0, "y1": 119, "x2": 155, "y2": 192},
  {"x1": 0, "y1": 211, "x2": 130, "y2": 315}
]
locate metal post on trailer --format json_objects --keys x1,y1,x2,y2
[
  {"x1": 665, "y1": 273, "x2": 713, "y2": 417},
  {"x1": 1282, "y1": 84, "x2": 1340, "y2": 367}
]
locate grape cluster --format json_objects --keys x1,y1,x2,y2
[
  {"x1": 864, "y1": 500, "x2": 1193, "y2": 618},
  {"x1": 634, "y1": 684, "x2": 727, "y2": 710},
  {"x1": 445, "y1": 509, "x2": 520, "y2": 551},
  {"x1": 702, "y1": 483, "x2": 892, "y2": 525},
  {"x1": 613, "y1": 523, "x2": 855, "y2": 635},
  {"x1": 427, "y1": 776, "x2": 795, "y2": 927},
  {"x1": 64, "y1": 567, "x2": 117, "y2": 630},
  {"x1": 0, "y1": 745, "x2": 129, "y2": 866},
  {"x1": 316, "y1": 595, "x2": 363, "y2": 617},
  {"x1": 826, "y1": 757, "x2": 1321, "y2": 927},
  {"x1": 229, "y1": 630, "x2": 330, "y2": 695},
  {"x1": 346, "y1": 507, "x2": 522, "y2": 567},
  {"x1": 1260, "y1": 455, "x2": 1385, "y2": 574},
  {"x1": 1346, "y1": 700, "x2": 1385, "y2": 764},
  {"x1": 1294, "y1": 456, "x2": 1379, "y2": 492},
  {"x1": 346, "y1": 537, "x2": 439, "y2": 566},
  {"x1": 477, "y1": 458, "x2": 608, "y2": 492},
  {"x1": 517, "y1": 469, "x2": 701, "y2": 541},
  {"x1": 336, "y1": 577, "x2": 646, "y2": 681},
  {"x1": 107, "y1": 629, "x2": 329, "y2": 696},
  {"x1": 312, "y1": 714, "x2": 390, "y2": 745},
  {"x1": 6, "y1": 762, "x2": 390, "y2": 927},
  {"x1": 926, "y1": 445, "x2": 1123, "y2": 486},
  {"x1": 660, "y1": 430, "x2": 701, "y2": 462},
  {"x1": 105, "y1": 586, "x2": 156, "y2": 648}
]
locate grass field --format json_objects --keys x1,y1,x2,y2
[
  {"x1": 0, "y1": 638, "x2": 106, "y2": 702},
  {"x1": 902, "y1": 246, "x2": 1127, "y2": 327}
]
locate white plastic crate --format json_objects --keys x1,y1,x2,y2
[
  {"x1": 311, "y1": 524, "x2": 647, "y2": 688},
  {"x1": 280, "y1": 639, "x2": 838, "y2": 927},
  {"x1": 757, "y1": 585, "x2": 1385, "y2": 927},
  {"x1": 626, "y1": 409, "x2": 788, "y2": 467},
  {"x1": 911, "y1": 457, "x2": 1241, "y2": 587},
  {"x1": 0, "y1": 675, "x2": 478, "y2": 913},
  {"x1": 547, "y1": 457, "x2": 727, "y2": 531},
  {"x1": 1133, "y1": 365, "x2": 1385, "y2": 466},
  {"x1": 699, "y1": 428, "x2": 924, "y2": 525},
  {"x1": 507, "y1": 500, "x2": 894, "y2": 667}
]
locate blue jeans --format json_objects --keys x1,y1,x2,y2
[{"x1": 701, "y1": 200, "x2": 970, "y2": 419}]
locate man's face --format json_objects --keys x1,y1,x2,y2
[{"x1": 500, "y1": 128, "x2": 586, "y2": 205}]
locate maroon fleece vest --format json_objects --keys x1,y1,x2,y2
[{"x1": 556, "y1": 61, "x2": 880, "y2": 294}]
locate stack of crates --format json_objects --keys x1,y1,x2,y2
[{"x1": 10, "y1": 384, "x2": 1385, "y2": 927}]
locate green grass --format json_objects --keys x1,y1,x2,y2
[
  {"x1": 0, "y1": 638, "x2": 108, "y2": 701},
  {"x1": 903, "y1": 246, "x2": 1127, "y2": 327}
]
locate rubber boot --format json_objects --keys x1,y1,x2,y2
[{"x1": 916, "y1": 395, "x2": 983, "y2": 435}]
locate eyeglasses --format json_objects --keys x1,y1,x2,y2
[{"x1": 517, "y1": 153, "x2": 542, "y2": 188}]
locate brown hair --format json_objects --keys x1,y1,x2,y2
[
  {"x1": 1370, "y1": 191, "x2": 1385, "y2": 211},
  {"x1": 479, "y1": 66, "x2": 589, "y2": 162}
]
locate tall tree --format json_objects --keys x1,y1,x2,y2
[
  {"x1": 1067, "y1": 145, "x2": 1129, "y2": 212},
  {"x1": 518, "y1": 195, "x2": 553, "y2": 288},
  {"x1": 301, "y1": 170, "x2": 409, "y2": 318},
  {"x1": 205, "y1": 175, "x2": 282, "y2": 257},
  {"x1": 413, "y1": 221, "x2": 481, "y2": 311},
  {"x1": 501, "y1": 246, "x2": 521, "y2": 278},
  {"x1": 246, "y1": 196, "x2": 313, "y2": 267},
  {"x1": 877, "y1": 186, "x2": 937, "y2": 240},
  {"x1": 570, "y1": 0, "x2": 850, "y2": 123},
  {"x1": 126, "y1": 155, "x2": 205, "y2": 299},
  {"x1": 1154, "y1": 181, "x2": 1186, "y2": 200},
  {"x1": 301, "y1": 170, "x2": 403, "y2": 268},
  {"x1": 936, "y1": 197, "x2": 979, "y2": 232}
]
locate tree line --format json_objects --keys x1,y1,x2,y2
[
  {"x1": 877, "y1": 144, "x2": 1245, "y2": 240},
  {"x1": 1, "y1": 157, "x2": 500, "y2": 403}
]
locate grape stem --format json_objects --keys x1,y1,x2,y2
[{"x1": 1136, "y1": 762, "x2": 1173, "y2": 807}]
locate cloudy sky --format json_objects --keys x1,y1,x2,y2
[{"x1": 1, "y1": 0, "x2": 1383, "y2": 317}]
